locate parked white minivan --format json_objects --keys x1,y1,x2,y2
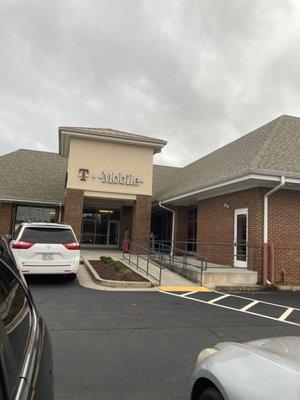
[{"x1": 10, "y1": 222, "x2": 80, "y2": 279}]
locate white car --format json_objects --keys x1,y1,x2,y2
[{"x1": 10, "y1": 222, "x2": 80, "y2": 280}]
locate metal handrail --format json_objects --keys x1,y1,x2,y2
[
  {"x1": 153, "y1": 240, "x2": 255, "y2": 262},
  {"x1": 122, "y1": 243, "x2": 165, "y2": 285},
  {"x1": 151, "y1": 241, "x2": 208, "y2": 285}
]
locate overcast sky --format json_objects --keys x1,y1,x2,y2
[{"x1": 1, "y1": 0, "x2": 300, "y2": 166}]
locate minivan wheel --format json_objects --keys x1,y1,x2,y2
[
  {"x1": 66, "y1": 273, "x2": 77, "y2": 281},
  {"x1": 199, "y1": 387, "x2": 224, "y2": 400}
]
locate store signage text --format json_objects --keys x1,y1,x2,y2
[{"x1": 78, "y1": 168, "x2": 144, "y2": 186}]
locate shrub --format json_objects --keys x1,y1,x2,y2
[{"x1": 100, "y1": 256, "x2": 122, "y2": 272}]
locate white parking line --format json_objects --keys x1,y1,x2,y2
[
  {"x1": 240, "y1": 300, "x2": 259, "y2": 311},
  {"x1": 213, "y1": 290, "x2": 300, "y2": 312},
  {"x1": 182, "y1": 291, "x2": 198, "y2": 297},
  {"x1": 278, "y1": 307, "x2": 294, "y2": 321},
  {"x1": 208, "y1": 294, "x2": 230, "y2": 303},
  {"x1": 159, "y1": 290, "x2": 300, "y2": 327}
]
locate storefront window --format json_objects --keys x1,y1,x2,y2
[{"x1": 13, "y1": 205, "x2": 56, "y2": 232}]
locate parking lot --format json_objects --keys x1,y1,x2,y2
[{"x1": 28, "y1": 277, "x2": 300, "y2": 400}]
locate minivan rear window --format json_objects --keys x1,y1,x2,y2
[{"x1": 20, "y1": 227, "x2": 76, "y2": 244}]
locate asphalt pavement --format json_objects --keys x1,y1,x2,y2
[{"x1": 28, "y1": 276, "x2": 300, "y2": 400}]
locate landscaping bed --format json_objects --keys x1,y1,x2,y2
[{"x1": 89, "y1": 256, "x2": 148, "y2": 282}]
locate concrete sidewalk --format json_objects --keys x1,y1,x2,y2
[{"x1": 80, "y1": 249, "x2": 197, "y2": 288}]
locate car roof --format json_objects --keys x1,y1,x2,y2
[{"x1": 20, "y1": 222, "x2": 72, "y2": 229}]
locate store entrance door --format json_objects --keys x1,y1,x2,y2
[
  {"x1": 81, "y1": 208, "x2": 120, "y2": 247},
  {"x1": 234, "y1": 208, "x2": 248, "y2": 268}
]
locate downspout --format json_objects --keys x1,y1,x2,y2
[
  {"x1": 58, "y1": 202, "x2": 62, "y2": 223},
  {"x1": 263, "y1": 176, "x2": 285, "y2": 284},
  {"x1": 159, "y1": 201, "x2": 175, "y2": 257}
]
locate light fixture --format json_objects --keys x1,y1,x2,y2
[
  {"x1": 224, "y1": 203, "x2": 230, "y2": 209},
  {"x1": 99, "y1": 209, "x2": 113, "y2": 213}
]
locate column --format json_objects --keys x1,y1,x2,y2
[
  {"x1": 0, "y1": 203, "x2": 13, "y2": 235},
  {"x1": 64, "y1": 189, "x2": 84, "y2": 242},
  {"x1": 131, "y1": 195, "x2": 152, "y2": 253}
]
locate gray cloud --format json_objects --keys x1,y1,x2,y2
[{"x1": 1, "y1": 0, "x2": 300, "y2": 166}]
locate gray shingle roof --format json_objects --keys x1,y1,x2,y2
[
  {"x1": 152, "y1": 165, "x2": 182, "y2": 200},
  {"x1": 59, "y1": 127, "x2": 167, "y2": 146},
  {"x1": 0, "y1": 149, "x2": 67, "y2": 203},
  {"x1": 1, "y1": 115, "x2": 299, "y2": 205},
  {"x1": 157, "y1": 115, "x2": 300, "y2": 200}
]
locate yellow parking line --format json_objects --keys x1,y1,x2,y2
[{"x1": 159, "y1": 286, "x2": 212, "y2": 292}]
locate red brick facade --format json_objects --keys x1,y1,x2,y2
[
  {"x1": 268, "y1": 189, "x2": 300, "y2": 284},
  {"x1": 0, "y1": 203, "x2": 13, "y2": 235},
  {"x1": 196, "y1": 188, "x2": 300, "y2": 284},
  {"x1": 131, "y1": 195, "x2": 152, "y2": 252},
  {"x1": 64, "y1": 189, "x2": 84, "y2": 241}
]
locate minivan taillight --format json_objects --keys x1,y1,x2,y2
[
  {"x1": 12, "y1": 241, "x2": 35, "y2": 249},
  {"x1": 63, "y1": 242, "x2": 80, "y2": 250}
]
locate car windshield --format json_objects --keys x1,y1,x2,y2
[{"x1": 20, "y1": 227, "x2": 75, "y2": 244}]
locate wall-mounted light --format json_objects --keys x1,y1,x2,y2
[{"x1": 224, "y1": 203, "x2": 230, "y2": 209}]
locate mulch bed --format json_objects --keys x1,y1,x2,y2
[{"x1": 89, "y1": 259, "x2": 148, "y2": 282}]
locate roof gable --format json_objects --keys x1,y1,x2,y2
[
  {"x1": 59, "y1": 126, "x2": 167, "y2": 157},
  {"x1": 157, "y1": 115, "x2": 300, "y2": 200}
]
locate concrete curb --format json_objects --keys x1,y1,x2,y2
[
  {"x1": 274, "y1": 284, "x2": 300, "y2": 292},
  {"x1": 83, "y1": 259, "x2": 153, "y2": 289},
  {"x1": 213, "y1": 284, "x2": 265, "y2": 292}
]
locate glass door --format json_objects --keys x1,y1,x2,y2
[
  {"x1": 108, "y1": 221, "x2": 119, "y2": 246},
  {"x1": 81, "y1": 208, "x2": 120, "y2": 247},
  {"x1": 234, "y1": 209, "x2": 248, "y2": 268}
]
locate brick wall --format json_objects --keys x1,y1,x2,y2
[
  {"x1": 64, "y1": 189, "x2": 84, "y2": 241},
  {"x1": 119, "y1": 206, "x2": 133, "y2": 249},
  {"x1": 131, "y1": 195, "x2": 152, "y2": 253},
  {"x1": 268, "y1": 189, "x2": 300, "y2": 284},
  {"x1": 196, "y1": 187, "x2": 300, "y2": 284},
  {"x1": 0, "y1": 203, "x2": 13, "y2": 235},
  {"x1": 197, "y1": 188, "x2": 265, "y2": 281}
]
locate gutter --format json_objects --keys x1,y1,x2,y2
[
  {"x1": 158, "y1": 201, "x2": 175, "y2": 257},
  {"x1": 160, "y1": 171, "x2": 299, "y2": 204},
  {"x1": 58, "y1": 202, "x2": 62, "y2": 223},
  {"x1": 263, "y1": 176, "x2": 285, "y2": 284}
]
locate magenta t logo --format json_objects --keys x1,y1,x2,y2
[{"x1": 78, "y1": 168, "x2": 89, "y2": 181}]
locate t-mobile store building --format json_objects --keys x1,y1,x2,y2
[{"x1": 1, "y1": 115, "x2": 300, "y2": 285}]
